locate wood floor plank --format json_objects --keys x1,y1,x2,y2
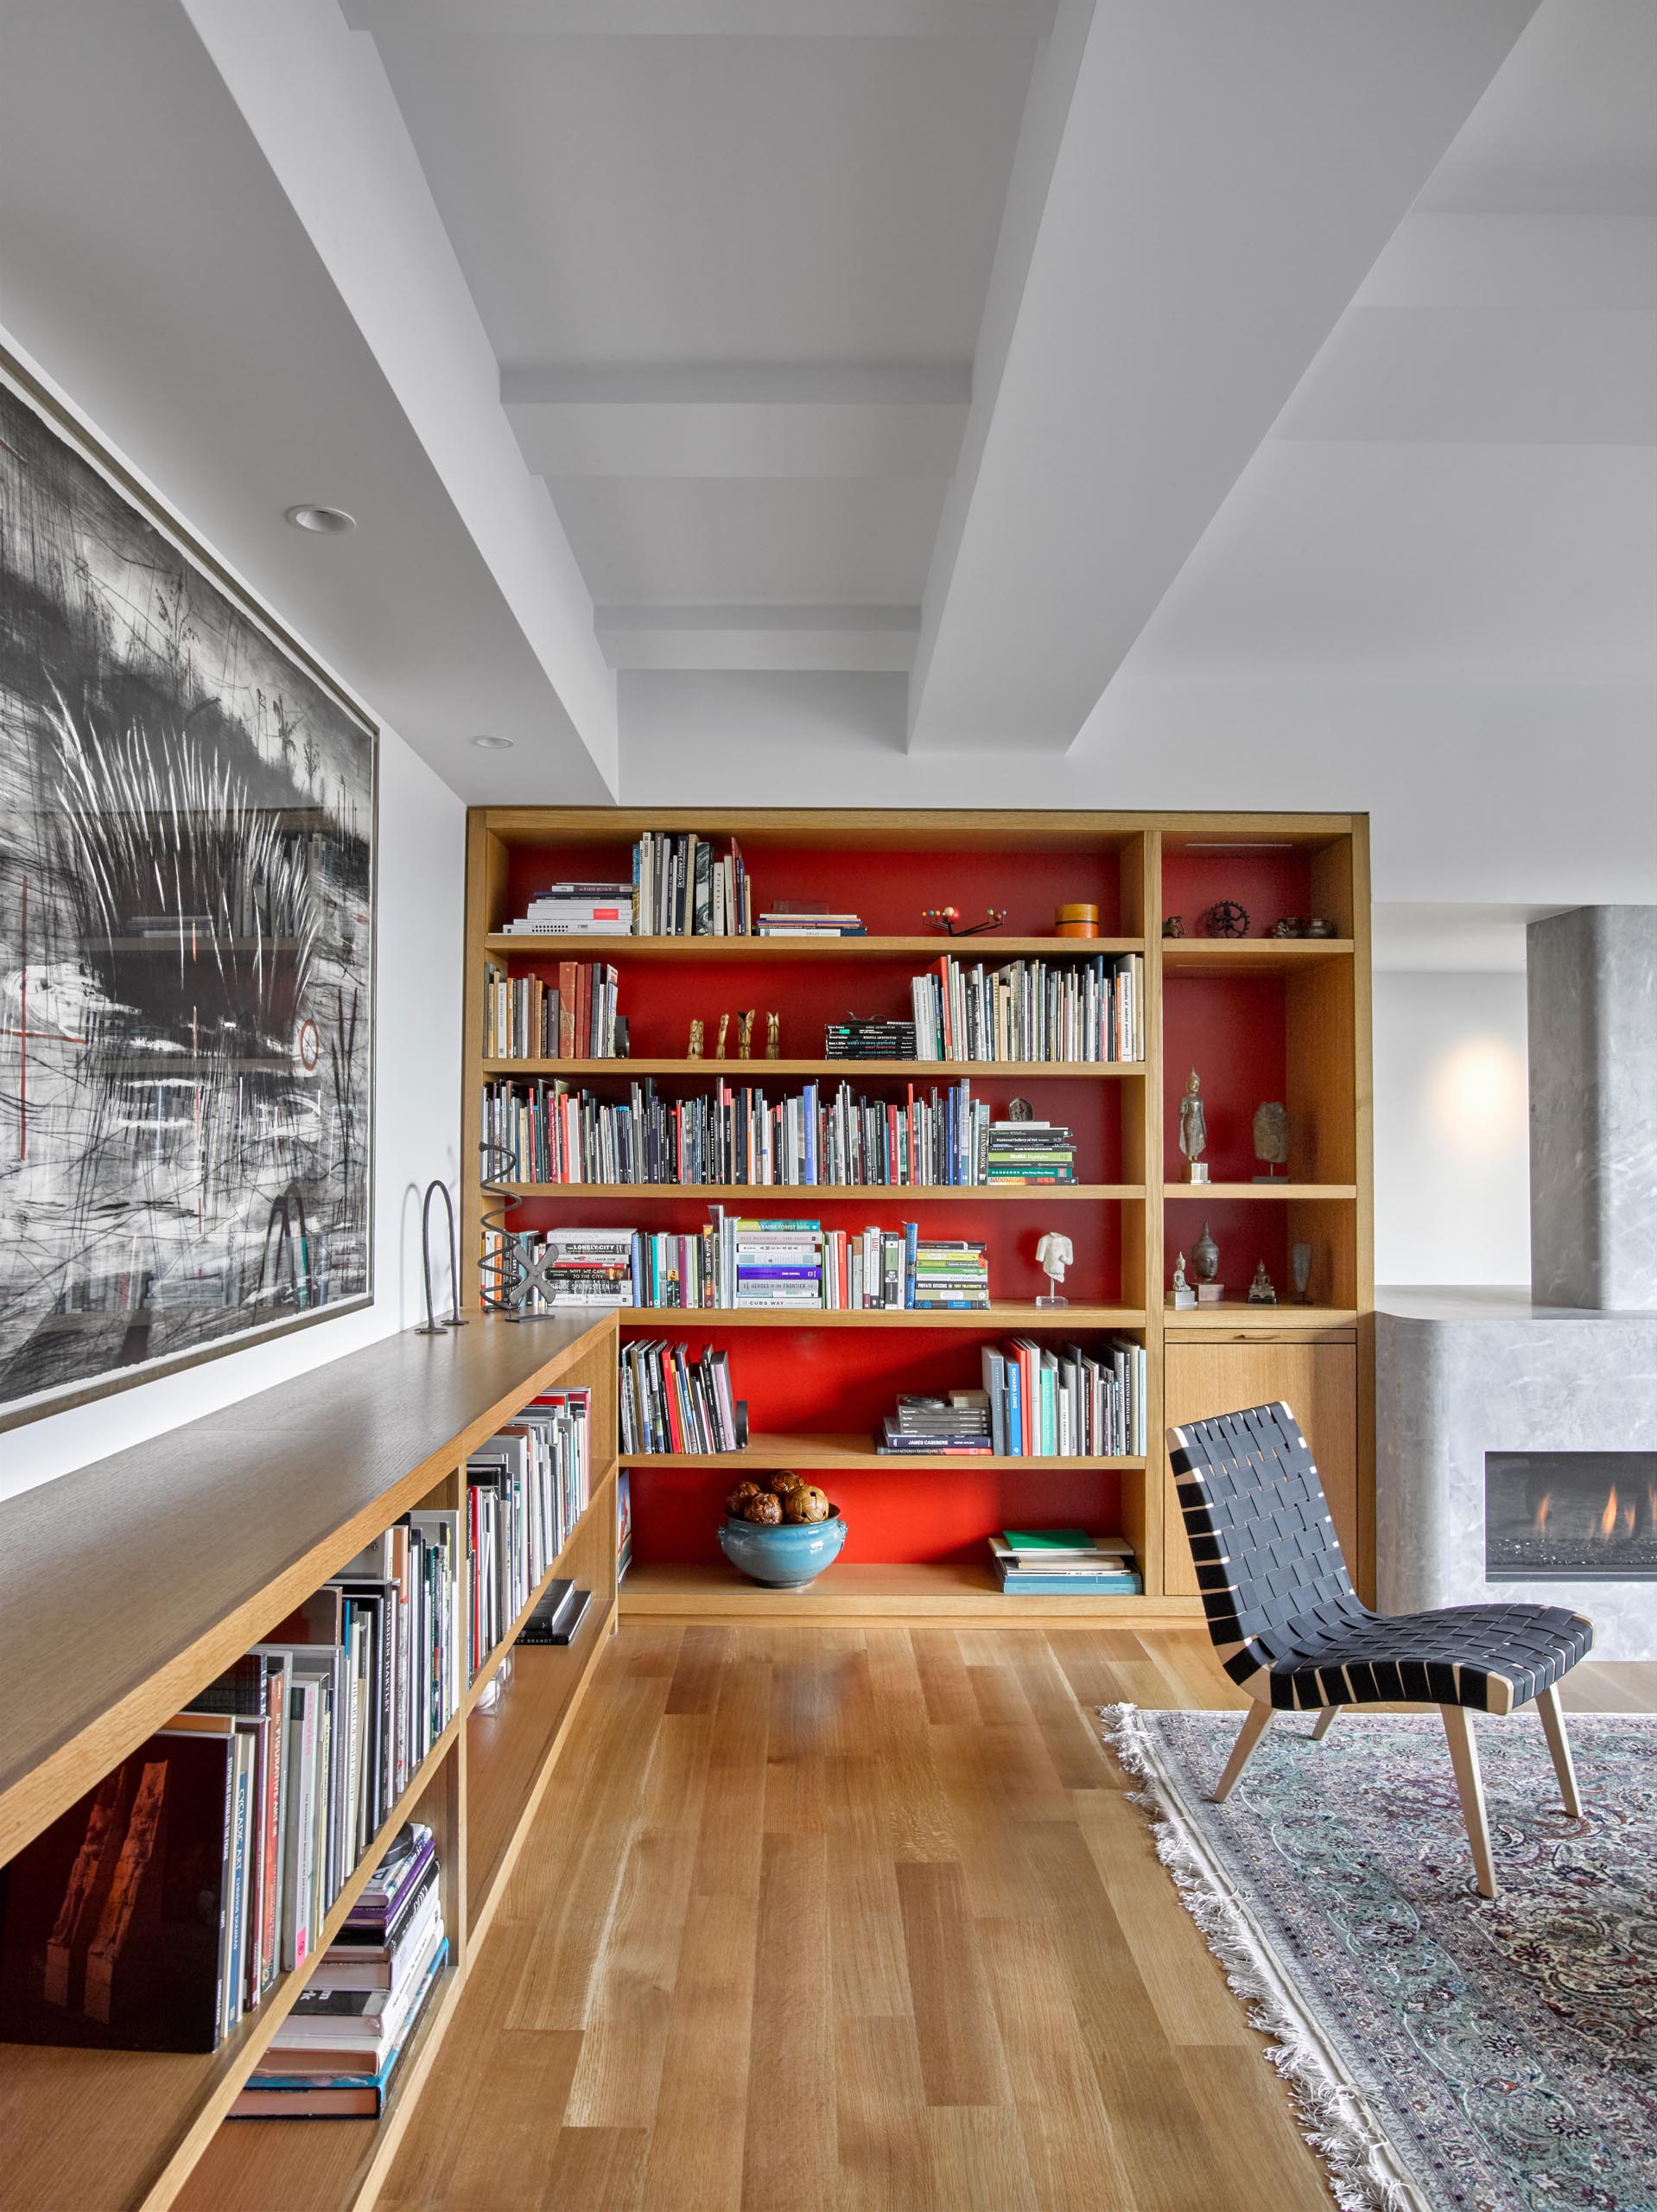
[
  {"x1": 691, "y1": 1656, "x2": 772, "y2": 1899},
  {"x1": 640, "y1": 1889, "x2": 759, "y2": 2212},
  {"x1": 918, "y1": 2109, "x2": 1041, "y2": 2212},
  {"x1": 833, "y1": 2015, "x2": 937, "y2": 2212},
  {"x1": 897, "y1": 1860, "x2": 1013, "y2": 2108},
  {"x1": 741, "y1": 1832, "x2": 835, "y2": 2212},
  {"x1": 542, "y1": 2126, "x2": 648, "y2": 2212}
]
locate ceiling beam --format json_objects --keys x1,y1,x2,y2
[
  {"x1": 342, "y1": 1, "x2": 1056, "y2": 35},
  {"x1": 906, "y1": 0, "x2": 1543, "y2": 752},
  {"x1": 595, "y1": 604, "x2": 919, "y2": 671},
  {"x1": 503, "y1": 365, "x2": 968, "y2": 480}
]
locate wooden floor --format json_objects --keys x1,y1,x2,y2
[{"x1": 381, "y1": 1629, "x2": 1654, "y2": 2212}]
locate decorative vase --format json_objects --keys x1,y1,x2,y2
[{"x1": 717, "y1": 1512, "x2": 848, "y2": 1591}]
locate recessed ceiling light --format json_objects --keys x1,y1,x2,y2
[
  {"x1": 285, "y1": 504, "x2": 356, "y2": 534},
  {"x1": 470, "y1": 734, "x2": 515, "y2": 751}
]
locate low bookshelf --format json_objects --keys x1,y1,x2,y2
[
  {"x1": 0, "y1": 1313, "x2": 618, "y2": 2212},
  {"x1": 461, "y1": 807, "x2": 1374, "y2": 1621}
]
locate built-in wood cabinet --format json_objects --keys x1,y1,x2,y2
[{"x1": 1162, "y1": 1336, "x2": 1360, "y2": 1598}]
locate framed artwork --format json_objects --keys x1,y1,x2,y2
[{"x1": 0, "y1": 350, "x2": 377, "y2": 1429}]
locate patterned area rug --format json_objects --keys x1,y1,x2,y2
[{"x1": 1101, "y1": 1706, "x2": 1657, "y2": 2212}]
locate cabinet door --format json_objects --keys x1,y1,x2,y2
[{"x1": 1161, "y1": 1341, "x2": 1358, "y2": 1598}]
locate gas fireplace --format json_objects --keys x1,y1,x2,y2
[{"x1": 1486, "y1": 1452, "x2": 1657, "y2": 1580}]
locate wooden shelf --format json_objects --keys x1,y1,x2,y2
[
  {"x1": 1165, "y1": 1302, "x2": 1358, "y2": 1332},
  {"x1": 619, "y1": 1561, "x2": 1203, "y2": 1623},
  {"x1": 486, "y1": 933, "x2": 1143, "y2": 961},
  {"x1": 498, "y1": 1181, "x2": 1142, "y2": 1201},
  {"x1": 607, "y1": 1304, "x2": 1147, "y2": 1332},
  {"x1": 1160, "y1": 938, "x2": 1353, "y2": 974},
  {"x1": 461, "y1": 1465, "x2": 617, "y2": 1716},
  {"x1": 1163, "y1": 1182, "x2": 1357, "y2": 1201},
  {"x1": 480, "y1": 1057, "x2": 1145, "y2": 1078},
  {"x1": 620, "y1": 1431, "x2": 1144, "y2": 1472}
]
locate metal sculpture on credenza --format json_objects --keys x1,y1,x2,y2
[{"x1": 416, "y1": 1179, "x2": 467, "y2": 1335}]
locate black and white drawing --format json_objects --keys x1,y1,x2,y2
[{"x1": 0, "y1": 359, "x2": 376, "y2": 1424}]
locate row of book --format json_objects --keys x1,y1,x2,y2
[
  {"x1": 232, "y1": 1824, "x2": 447, "y2": 2119},
  {"x1": 0, "y1": 1522, "x2": 466, "y2": 2056},
  {"x1": 484, "y1": 1215, "x2": 991, "y2": 1313},
  {"x1": 479, "y1": 1076, "x2": 1080, "y2": 1188},
  {"x1": 481, "y1": 960, "x2": 624, "y2": 1060},
  {"x1": 465, "y1": 1389, "x2": 594, "y2": 1674},
  {"x1": 989, "y1": 1529, "x2": 1143, "y2": 1595},
  {"x1": 982, "y1": 1338, "x2": 1146, "y2": 1457},
  {"x1": 911, "y1": 953, "x2": 1144, "y2": 1063},
  {"x1": 824, "y1": 1019, "x2": 917, "y2": 1060},
  {"x1": 635, "y1": 830, "x2": 753, "y2": 936},
  {"x1": 619, "y1": 1340, "x2": 747, "y2": 1455}
]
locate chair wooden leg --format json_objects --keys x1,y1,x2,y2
[
  {"x1": 1311, "y1": 1706, "x2": 1340, "y2": 1742},
  {"x1": 1213, "y1": 1703, "x2": 1273, "y2": 1802},
  {"x1": 1535, "y1": 1681, "x2": 1584, "y2": 1819},
  {"x1": 1440, "y1": 1705, "x2": 1497, "y2": 1898}
]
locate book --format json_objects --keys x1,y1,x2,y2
[
  {"x1": 233, "y1": 1937, "x2": 448, "y2": 2120},
  {"x1": 0, "y1": 1727, "x2": 238, "y2": 2053}
]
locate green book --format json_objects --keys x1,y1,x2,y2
[{"x1": 1001, "y1": 1528, "x2": 1095, "y2": 1553}]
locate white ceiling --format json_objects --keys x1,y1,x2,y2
[{"x1": 1, "y1": 0, "x2": 1649, "y2": 833}]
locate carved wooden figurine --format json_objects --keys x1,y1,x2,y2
[
  {"x1": 738, "y1": 1008, "x2": 755, "y2": 1059},
  {"x1": 765, "y1": 1012, "x2": 780, "y2": 1060},
  {"x1": 688, "y1": 1019, "x2": 704, "y2": 1059},
  {"x1": 715, "y1": 1013, "x2": 730, "y2": 1060}
]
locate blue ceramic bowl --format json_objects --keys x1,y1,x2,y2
[{"x1": 718, "y1": 1511, "x2": 848, "y2": 1590}]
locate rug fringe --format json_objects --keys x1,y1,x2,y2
[{"x1": 1101, "y1": 1703, "x2": 1428, "y2": 2212}]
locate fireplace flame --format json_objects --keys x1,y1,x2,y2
[
  {"x1": 1600, "y1": 1484, "x2": 1619, "y2": 1540},
  {"x1": 1534, "y1": 1492, "x2": 1552, "y2": 1535}
]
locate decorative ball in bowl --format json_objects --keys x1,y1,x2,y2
[{"x1": 719, "y1": 1472, "x2": 847, "y2": 1591}]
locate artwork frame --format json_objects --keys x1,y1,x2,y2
[{"x1": 0, "y1": 345, "x2": 378, "y2": 1432}]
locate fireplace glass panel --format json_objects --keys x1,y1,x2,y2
[{"x1": 1485, "y1": 1451, "x2": 1657, "y2": 1580}]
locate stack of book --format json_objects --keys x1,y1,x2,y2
[
  {"x1": 756, "y1": 902, "x2": 866, "y2": 938},
  {"x1": 619, "y1": 1340, "x2": 746, "y2": 1453},
  {"x1": 479, "y1": 1073, "x2": 1073, "y2": 1188},
  {"x1": 465, "y1": 1391, "x2": 593, "y2": 1674},
  {"x1": 824, "y1": 1019, "x2": 917, "y2": 1061},
  {"x1": 503, "y1": 882, "x2": 632, "y2": 937},
  {"x1": 232, "y1": 1825, "x2": 448, "y2": 2118},
  {"x1": 484, "y1": 1226, "x2": 636, "y2": 1307},
  {"x1": 0, "y1": 1535, "x2": 464, "y2": 2055},
  {"x1": 878, "y1": 1392, "x2": 993, "y2": 1455},
  {"x1": 983, "y1": 1120, "x2": 1076, "y2": 1185},
  {"x1": 989, "y1": 1529, "x2": 1142, "y2": 1595},
  {"x1": 911, "y1": 1237, "x2": 990, "y2": 1310},
  {"x1": 979, "y1": 1340, "x2": 1146, "y2": 1458},
  {"x1": 911, "y1": 952, "x2": 1143, "y2": 1063},
  {"x1": 516, "y1": 1580, "x2": 592, "y2": 1647},
  {"x1": 633, "y1": 830, "x2": 752, "y2": 935},
  {"x1": 481, "y1": 959, "x2": 622, "y2": 1059},
  {"x1": 733, "y1": 1219, "x2": 826, "y2": 1310}
]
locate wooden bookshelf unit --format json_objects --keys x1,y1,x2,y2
[
  {"x1": 0, "y1": 1313, "x2": 619, "y2": 2212},
  {"x1": 462, "y1": 808, "x2": 1374, "y2": 1621}
]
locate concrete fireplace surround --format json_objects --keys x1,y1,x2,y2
[
  {"x1": 1376, "y1": 1287, "x2": 1657, "y2": 1657},
  {"x1": 1375, "y1": 906, "x2": 1657, "y2": 1661}
]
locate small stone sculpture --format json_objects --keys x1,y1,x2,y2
[
  {"x1": 1178, "y1": 1067, "x2": 1209, "y2": 1183},
  {"x1": 1248, "y1": 1260, "x2": 1278, "y2": 1305},
  {"x1": 688, "y1": 1018, "x2": 704, "y2": 1059},
  {"x1": 738, "y1": 1008, "x2": 755, "y2": 1060},
  {"x1": 765, "y1": 1011, "x2": 780, "y2": 1060},
  {"x1": 1252, "y1": 1101, "x2": 1289, "y2": 1180},
  {"x1": 1271, "y1": 918, "x2": 1305, "y2": 939},
  {"x1": 1171, "y1": 1251, "x2": 1197, "y2": 1311},
  {"x1": 1292, "y1": 1242, "x2": 1313, "y2": 1303},
  {"x1": 1305, "y1": 918, "x2": 1336, "y2": 939},
  {"x1": 1162, "y1": 915, "x2": 1185, "y2": 938},
  {"x1": 1007, "y1": 1095, "x2": 1034, "y2": 1122},
  {"x1": 1191, "y1": 1220, "x2": 1222, "y2": 1304},
  {"x1": 715, "y1": 1013, "x2": 730, "y2": 1060},
  {"x1": 1035, "y1": 1231, "x2": 1073, "y2": 1308}
]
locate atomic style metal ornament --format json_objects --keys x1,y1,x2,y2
[{"x1": 1201, "y1": 899, "x2": 1250, "y2": 938}]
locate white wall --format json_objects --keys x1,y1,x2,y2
[
  {"x1": 1373, "y1": 970, "x2": 1531, "y2": 1286},
  {"x1": 0, "y1": 329, "x2": 466, "y2": 1503}
]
